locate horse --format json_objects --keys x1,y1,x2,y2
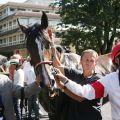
[
  {"x1": 17, "y1": 11, "x2": 67, "y2": 119},
  {"x1": 17, "y1": 11, "x2": 115, "y2": 120}
]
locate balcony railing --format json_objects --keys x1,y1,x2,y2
[
  {"x1": 0, "y1": 12, "x2": 15, "y2": 21},
  {"x1": 0, "y1": 39, "x2": 25, "y2": 48},
  {"x1": 0, "y1": 14, "x2": 8, "y2": 20},
  {"x1": 0, "y1": 25, "x2": 18, "y2": 34}
]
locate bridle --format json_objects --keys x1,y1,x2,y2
[{"x1": 35, "y1": 61, "x2": 52, "y2": 70}]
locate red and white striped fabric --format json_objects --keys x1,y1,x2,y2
[{"x1": 65, "y1": 70, "x2": 120, "y2": 120}]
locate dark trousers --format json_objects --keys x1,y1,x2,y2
[
  {"x1": 28, "y1": 94, "x2": 39, "y2": 119},
  {"x1": 13, "y1": 98, "x2": 21, "y2": 120},
  {"x1": 0, "y1": 96, "x2": 6, "y2": 120}
]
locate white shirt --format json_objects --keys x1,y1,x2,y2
[
  {"x1": 14, "y1": 68, "x2": 24, "y2": 87},
  {"x1": 24, "y1": 65, "x2": 36, "y2": 85}
]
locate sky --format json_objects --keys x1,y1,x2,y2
[{"x1": 0, "y1": 0, "x2": 26, "y2": 4}]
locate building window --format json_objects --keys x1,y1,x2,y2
[
  {"x1": 13, "y1": 20, "x2": 16, "y2": 25},
  {"x1": 9, "y1": 37, "x2": 12, "y2": 42},
  {"x1": 3, "y1": 24, "x2": 6, "y2": 32},
  {"x1": 13, "y1": 36, "x2": 16, "y2": 42},
  {"x1": 9, "y1": 21, "x2": 12, "y2": 26},
  {"x1": 10, "y1": 8, "x2": 15, "y2": 12},
  {"x1": 9, "y1": 21, "x2": 12, "y2": 30},
  {"x1": 3, "y1": 38, "x2": 6, "y2": 43},
  {"x1": 13, "y1": 20, "x2": 16, "y2": 28},
  {"x1": 20, "y1": 34, "x2": 24, "y2": 40},
  {"x1": 32, "y1": 10, "x2": 40, "y2": 12},
  {"x1": 3, "y1": 9, "x2": 6, "y2": 14},
  {"x1": 17, "y1": 8, "x2": 25, "y2": 11},
  {"x1": 4, "y1": 24, "x2": 6, "y2": 27},
  {"x1": 0, "y1": 39, "x2": 2, "y2": 44}
]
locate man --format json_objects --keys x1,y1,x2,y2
[
  {"x1": 54, "y1": 43, "x2": 120, "y2": 120},
  {"x1": 24, "y1": 59, "x2": 40, "y2": 120},
  {"x1": 9, "y1": 54, "x2": 24, "y2": 120},
  {"x1": 53, "y1": 48, "x2": 102, "y2": 120},
  {"x1": 0, "y1": 70, "x2": 40, "y2": 120}
]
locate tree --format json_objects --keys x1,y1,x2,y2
[{"x1": 52, "y1": 0, "x2": 120, "y2": 54}]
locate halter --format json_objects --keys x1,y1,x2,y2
[
  {"x1": 35, "y1": 61, "x2": 52, "y2": 70},
  {"x1": 35, "y1": 60, "x2": 56, "y2": 88}
]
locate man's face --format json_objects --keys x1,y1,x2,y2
[
  {"x1": 9, "y1": 64, "x2": 16, "y2": 75},
  {"x1": 80, "y1": 52, "x2": 97, "y2": 72}
]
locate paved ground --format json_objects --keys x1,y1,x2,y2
[{"x1": 101, "y1": 102, "x2": 112, "y2": 120}]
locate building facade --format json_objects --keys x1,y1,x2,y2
[{"x1": 0, "y1": 1, "x2": 60, "y2": 58}]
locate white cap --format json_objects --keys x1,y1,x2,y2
[
  {"x1": 10, "y1": 59, "x2": 19, "y2": 65},
  {"x1": 10, "y1": 54, "x2": 23, "y2": 65}
]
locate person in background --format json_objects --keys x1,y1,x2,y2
[
  {"x1": 24, "y1": 58, "x2": 40, "y2": 120},
  {"x1": 9, "y1": 54, "x2": 24, "y2": 120},
  {"x1": 0, "y1": 70, "x2": 41, "y2": 120},
  {"x1": 52, "y1": 47, "x2": 102, "y2": 120}
]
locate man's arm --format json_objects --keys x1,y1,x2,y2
[
  {"x1": 54, "y1": 68, "x2": 105, "y2": 100},
  {"x1": 52, "y1": 46, "x2": 86, "y2": 101},
  {"x1": 56, "y1": 80, "x2": 85, "y2": 102}
]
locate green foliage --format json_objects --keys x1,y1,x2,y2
[{"x1": 54, "y1": 0, "x2": 120, "y2": 54}]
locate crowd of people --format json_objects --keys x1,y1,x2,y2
[
  {"x1": 0, "y1": 53, "x2": 43, "y2": 120},
  {"x1": 0, "y1": 41, "x2": 120, "y2": 120}
]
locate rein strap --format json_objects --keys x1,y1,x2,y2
[{"x1": 35, "y1": 61, "x2": 52, "y2": 69}]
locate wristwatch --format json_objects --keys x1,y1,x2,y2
[{"x1": 63, "y1": 79, "x2": 69, "y2": 85}]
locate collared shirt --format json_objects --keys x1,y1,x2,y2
[
  {"x1": 24, "y1": 66, "x2": 36, "y2": 85},
  {"x1": 14, "y1": 68, "x2": 24, "y2": 87}
]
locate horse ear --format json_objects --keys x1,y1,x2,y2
[
  {"x1": 41, "y1": 11, "x2": 48, "y2": 29},
  {"x1": 17, "y1": 19, "x2": 28, "y2": 33}
]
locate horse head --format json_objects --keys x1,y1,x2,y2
[{"x1": 17, "y1": 11, "x2": 53, "y2": 88}]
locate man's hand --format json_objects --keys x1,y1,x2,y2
[{"x1": 53, "y1": 68, "x2": 68, "y2": 83}]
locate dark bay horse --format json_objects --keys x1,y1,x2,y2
[
  {"x1": 18, "y1": 11, "x2": 115, "y2": 120},
  {"x1": 17, "y1": 11, "x2": 69, "y2": 119}
]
